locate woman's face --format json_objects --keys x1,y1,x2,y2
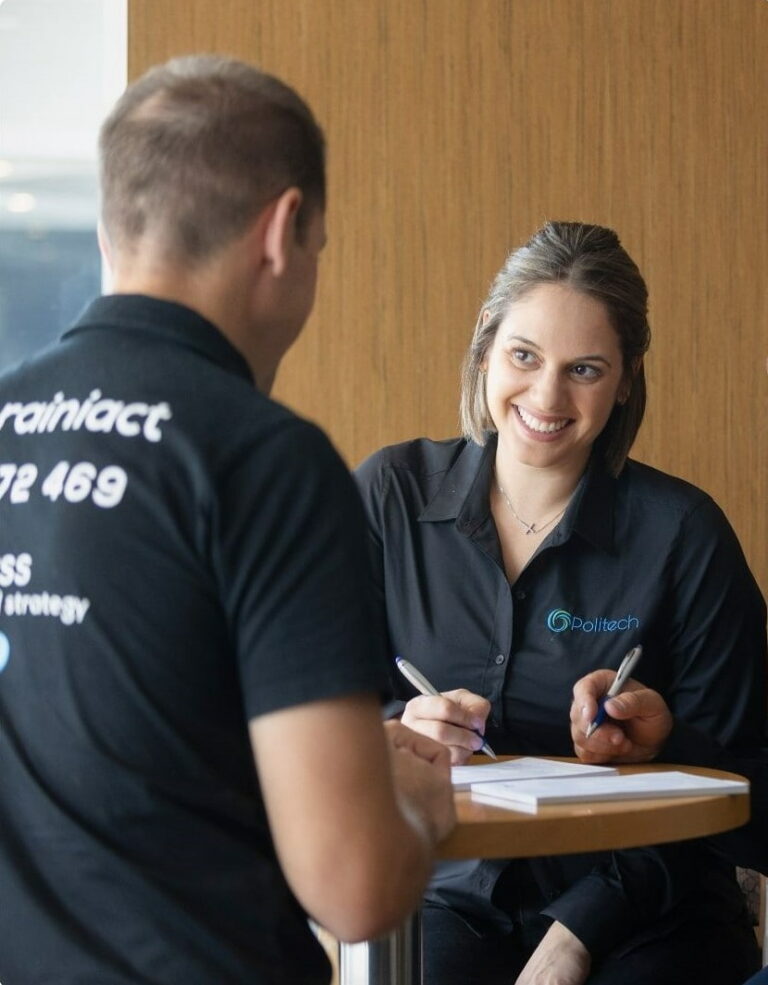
[{"x1": 482, "y1": 282, "x2": 628, "y2": 474}]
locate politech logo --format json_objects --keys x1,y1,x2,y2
[{"x1": 547, "y1": 609, "x2": 640, "y2": 633}]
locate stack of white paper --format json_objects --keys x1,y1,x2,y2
[
  {"x1": 470, "y1": 770, "x2": 749, "y2": 813},
  {"x1": 451, "y1": 756, "x2": 618, "y2": 791}
]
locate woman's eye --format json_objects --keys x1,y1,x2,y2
[
  {"x1": 512, "y1": 349, "x2": 535, "y2": 365},
  {"x1": 571, "y1": 364, "x2": 601, "y2": 380}
]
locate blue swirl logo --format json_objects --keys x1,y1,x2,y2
[
  {"x1": 546, "y1": 609, "x2": 640, "y2": 634},
  {"x1": 547, "y1": 609, "x2": 572, "y2": 632},
  {"x1": 0, "y1": 631, "x2": 9, "y2": 673}
]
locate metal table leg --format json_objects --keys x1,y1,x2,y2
[{"x1": 339, "y1": 909, "x2": 422, "y2": 985}]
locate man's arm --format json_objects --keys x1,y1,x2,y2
[{"x1": 250, "y1": 693, "x2": 455, "y2": 942}]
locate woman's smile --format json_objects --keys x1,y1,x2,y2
[{"x1": 513, "y1": 404, "x2": 573, "y2": 439}]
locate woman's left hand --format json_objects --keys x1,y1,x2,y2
[
  {"x1": 514, "y1": 921, "x2": 591, "y2": 985},
  {"x1": 570, "y1": 669, "x2": 673, "y2": 764}
]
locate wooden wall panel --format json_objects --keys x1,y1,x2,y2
[{"x1": 128, "y1": 0, "x2": 768, "y2": 597}]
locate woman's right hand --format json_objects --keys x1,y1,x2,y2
[{"x1": 401, "y1": 688, "x2": 491, "y2": 765}]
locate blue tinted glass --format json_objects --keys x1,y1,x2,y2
[{"x1": 0, "y1": 0, "x2": 125, "y2": 371}]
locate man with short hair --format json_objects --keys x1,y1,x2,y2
[{"x1": 0, "y1": 55, "x2": 455, "y2": 984}]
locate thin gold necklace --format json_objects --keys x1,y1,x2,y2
[{"x1": 495, "y1": 477, "x2": 567, "y2": 536}]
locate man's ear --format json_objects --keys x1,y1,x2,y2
[
  {"x1": 262, "y1": 187, "x2": 303, "y2": 277},
  {"x1": 97, "y1": 220, "x2": 112, "y2": 268},
  {"x1": 96, "y1": 220, "x2": 116, "y2": 291}
]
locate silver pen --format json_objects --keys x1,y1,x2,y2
[
  {"x1": 584, "y1": 645, "x2": 644, "y2": 739},
  {"x1": 395, "y1": 656, "x2": 497, "y2": 759}
]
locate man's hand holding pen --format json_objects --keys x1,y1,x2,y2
[{"x1": 570, "y1": 669, "x2": 673, "y2": 764}]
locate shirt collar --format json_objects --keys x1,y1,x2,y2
[
  {"x1": 418, "y1": 438, "x2": 494, "y2": 533},
  {"x1": 419, "y1": 432, "x2": 617, "y2": 553},
  {"x1": 61, "y1": 294, "x2": 254, "y2": 384}
]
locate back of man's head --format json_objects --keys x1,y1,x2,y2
[{"x1": 99, "y1": 54, "x2": 325, "y2": 266}]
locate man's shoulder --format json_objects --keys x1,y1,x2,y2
[
  {"x1": 0, "y1": 336, "x2": 61, "y2": 389},
  {"x1": 0, "y1": 332, "x2": 342, "y2": 488}
]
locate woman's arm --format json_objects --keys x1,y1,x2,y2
[
  {"x1": 571, "y1": 673, "x2": 768, "y2": 874},
  {"x1": 539, "y1": 495, "x2": 767, "y2": 961}
]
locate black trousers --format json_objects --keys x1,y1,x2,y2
[{"x1": 422, "y1": 902, "x2": 761, "y2": 985}]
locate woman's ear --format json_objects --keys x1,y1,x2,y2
[
  {"x1": 479, "y1": 311, "x2": 494, "y2": 371},
  {"x1": 617, "y1": 375, "x2": 632, "y2": 406},
  {"x1": 618, "y1": 357, "x2": 643, "y2": 405}
]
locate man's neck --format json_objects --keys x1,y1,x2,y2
[
  {"x1": 110, "y1": 263, "x2": 239, "y2": 330},
  {"x1": 109, "y1": 265, "x2": 277, "y2": 394}
]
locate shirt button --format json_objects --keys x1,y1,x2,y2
[
  {"x1": 514, "y1": 589, "x2": 527, "y2": 600},
  {"x1": 495, "y1": 653, "x2": 505, "y2": 665}
]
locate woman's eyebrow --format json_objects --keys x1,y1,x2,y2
[
  {"x1": 574, "y1": 354, "x2": 612, "y2": 366},
  {"x1": 506, "y1": 334, "x2": 541, "y2": 349}
]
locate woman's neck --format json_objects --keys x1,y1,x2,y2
[{"x1": 492, "y1": 448, "x2": 588, "y2": 519}]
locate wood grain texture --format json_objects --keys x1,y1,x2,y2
[
  {"x1": 442, "y1": 761, "x2": 751, "y2": 860},
  {"x1": 128, "y1": 0, "x2": 768, "y2": 596}
]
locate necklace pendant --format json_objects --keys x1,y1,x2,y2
[{"x1": 496, "y1": 475, "x2": 566, "y2": 538}]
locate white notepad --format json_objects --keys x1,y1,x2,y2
[
  {"x1": 451, "y1": 756, "x2": 618, "y2": 791},
  {"x1": 470, "y1": 770, "x2": 749, "y2": 813}
]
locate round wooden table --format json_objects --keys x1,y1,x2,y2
[
  {"x1": 339, "y1": 760, "x2": 750, "y2": 985},
  {"x1": 441, "y1": 760, "x2": 749, "y2": 859}
]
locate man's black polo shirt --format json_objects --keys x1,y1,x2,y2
[
  {"x1": 356, "y1": 435, "x2": 767, "y2": 956},
  {"x1": 0, "y1": 295, "x2": 388, "y2": 984}
]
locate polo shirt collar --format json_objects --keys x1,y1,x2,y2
[
  {"x1": 62, "y1": 294, "x2": 254, "y2": 384},
  {"x1": 418, "y1": 438, "x2": 493, "y2": 531},
  {"x1": 419, "y1": 432, "x2": 617, "y2": 553}
]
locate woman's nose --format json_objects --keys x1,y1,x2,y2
[{"x1": 529, "y1": 368, "x2": 565, "y2": 412}]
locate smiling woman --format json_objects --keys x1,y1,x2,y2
[
  {"x1": 0, "y1": 0, "x2": 125, "y2": 370},
  {"x1": 354, "y1": 220, "x2": 767, "y2": 985},
  {"x1": 482, "y1": 283, "x2": 626, "y2": 481}
]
